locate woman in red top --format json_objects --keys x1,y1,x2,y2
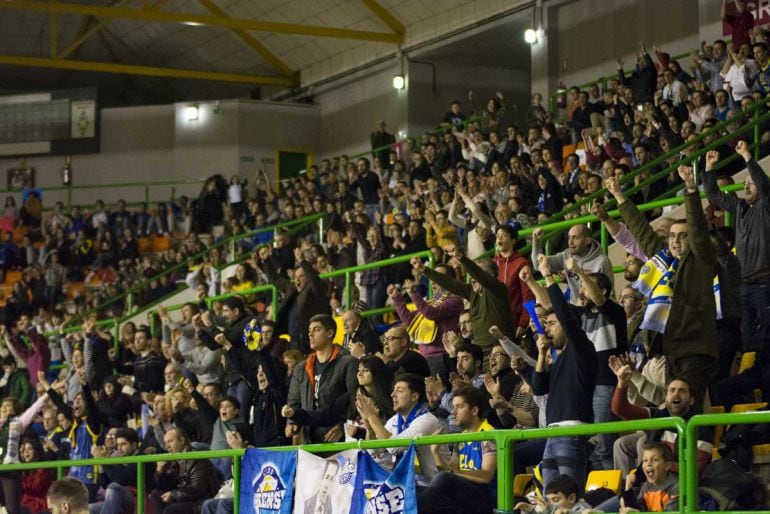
[{"x1": 19, "y1": 437, "x2": 54, "y2": 514}]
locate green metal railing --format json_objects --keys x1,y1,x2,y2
[
  {"x1": 64, "y1": 213, "x2": 321, "y2": 328},
  {"x1": 685, "y1": 410, "x2": 770, "y2": 513},
  {"x1": 0, "y1": 416, "x2": 695, "y2": 514}
]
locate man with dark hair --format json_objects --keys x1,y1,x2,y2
[
  {"x1": 1, "y1": 355, "x2": 31, "y2": 407},
  {"x1": 493, "y1": 225, "x2": 533, "y2": 334},
  {"x1": 194, "y1": 295, "x2": 253, "y2": 417},
  {"x1": 566, "y1": 258, "x2": 628, "y2": 471},
  {"x1": 532, "y1": 255, "x2": 597, "y2": 491},
  {"x1": 703, "y1": 144, "x2": 770, "y2": 350},
  {"x1": 275, "y1": 250, "x2": 331, "y2": 354},
  {"x1": 150, "y1": 427, "x2": 221, "y2": 514},
  {"x1": 607, "y1": 167, "x2": 718, "y2": 411},
  {"x1": 356, "y1": 373, "x2": 442, "y2": 478},
  {"x1": 128, "y1": 326, "x2": 166, "y2": 394},
  {"x1": 90, "y1": 428, "x2": 146, "y2": 514},
  {"x1": 286, "y1": 314, "x2": 357, "y2": 443},
  {"x1": 611, "y1": 370, "x2": 714, "y2": 478},
  {"x1": 47, "y1": 478, "x2": 90, "y2": 514},
  {"x1": 349, "y1": 157, "x2": 381, "y2": 223},
  {"x1": 417, "y1": 386, "x2": 497, "y2": 514},
  {"x1": 158, "y1": 302, "x2": 222, "y2": 385},
  {"x1": 414, "y1": 245, "x2": 513, "y2": 364}
]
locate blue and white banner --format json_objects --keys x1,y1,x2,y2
[
  {"x1": 351, "y1": 444, "x2": 418, "y2": 514},
  {"x1": 293, "y1": 449, "x2": 359, "y2": 514},
  {"x1": 240, "y1": 447, "x2": 297, "y2": 514}
]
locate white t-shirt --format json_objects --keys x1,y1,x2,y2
[{"x1": 380, "y1": 410, "x2": 442, "y2": 479}]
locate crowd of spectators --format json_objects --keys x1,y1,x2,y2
[{"x1": 1, "y1": 1, "x2": 770, "y2": 512}]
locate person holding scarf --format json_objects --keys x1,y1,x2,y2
[
  {"x1": 390, "y1": 264, "x2": 464, "y2": 382},
  {"x1": 606, "y1": 167, "x2": 718, "y2": 413}
]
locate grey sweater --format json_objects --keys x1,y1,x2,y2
[
  {"x1": 531, "y1": 238, "x2": 614, "y2": 301},
  {"x1": 703, "y1": 158, "x2": 770, "y2": 282}
]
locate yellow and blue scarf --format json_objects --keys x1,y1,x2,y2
[{"x1": 633, "y1": 249, "x2": 678, "y2": 334}]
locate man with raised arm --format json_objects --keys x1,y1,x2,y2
[
  {"x1": 605, "y1": 167, "x2": 718, "y2": 412},
  {"x1": 703, "y1": 142, "x2": 770, "y2": 348},
  {"x1": 531, "y1": 255, "x2": 597, "y2": 491}
]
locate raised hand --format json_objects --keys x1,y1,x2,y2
[
  {"x1": 483, "y1": 374, "x2": 501, "y2": 396},
  {"x1": 386, "y1": 284, "x2": 400, "y2": 299},
  {"x1": 442, "y1": 331, "x2": 460, "y2": 357},
  {"x1": 736, "y1": 140, "x2": 752, "y2": 162},
  {"x1": 705, "y1": 150, "x2": 720, "y2": 172},
  {"x1": 677, "y1": 165, "x2": 697, "y2": 191},
  {"x1": 536, "y1": 254, "x2": 550, "y2": 278},
  {"x1": 531, "y1": 228, "x2": 544, "y2": 242},
  {"x1": 604, "y1": 176, "x2": 622, "y2": 198},
  {"x1": 488, "y1": 325, "x2": 504, "y2": 340},
  {"x1": 280, "y1": 405, "x2": 295, "y2": 418},
  {"x1": 616, "y1": 57, "x2": 624, "y2": 69},
  {"x1": 410, "y1": 256, "x2": 425, "y2": 272},
  {"x1": 591, "y1": 202, "x2": 609, "y2": 222}
]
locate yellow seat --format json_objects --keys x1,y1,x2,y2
[
  {"x1": 709, "y1": 405, "x2": 726, "y2": 460},
  {"x1": 138, "y1": 237, "x2": 150, "y2": 252},
  {"x1": 513, "y1": 473, "x2": 533, "y2": 497},
  {"x1": 152, "y1": 235, "x2": 171, "y2": 252},
  {"x1": 752, "y1": 444, "x2": 770, "y2": 458},
  {"x1": 333, "y1": 315, "x2": 344, "y2": 346},
  {"x1": 731, "y1": 402, "x2": 768, "y2": 413},
  {"x1": 585, "y1": 470, "x2": 622, "y2": 495},
  {"x1": 739, "y1": 352, "x2": 757, "y2": 374}
]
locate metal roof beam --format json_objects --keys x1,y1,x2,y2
[
  {"x1": 360, "y1": 0, "x2": 405, "y2": 36},
  {"x1": 1, "y1": 1, "x2": 404, "y2": 43},
  {"x1": 0, "y1": 54, "x2": 297, "y2": 86},
  {"x1": 197, "y1": 0, "x2": 296, "y2": 80},
  {"x1": 58, "y1": 0, "x2": 133, "y2": 59}
]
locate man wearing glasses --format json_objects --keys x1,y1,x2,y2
[{"x1": 382, "y1": 325, "x2": 431, "y2": 378}]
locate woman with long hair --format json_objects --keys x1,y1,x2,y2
[
  {"x1": 280, "y1": 355, "x2": 394, "y2": 440},
  {"x1": 19, "y1": 437, "x2": 54, "y2": 514}
]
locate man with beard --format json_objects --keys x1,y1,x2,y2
[
  {"x1": 531, "y1": 255, "x2": 597, "y2": 491},
  {"x1": 531, "y1": 223, "x2": 613, "y2": 304},
  {"x1": 610, "y1": 368, "x2": 714, "y2": 480},
  {"x1": 428, "y1": 342, "x2": 487, "y2": 433},
  {"x1": 566, "y1": 257, "x2": 628, "y2": 471}
]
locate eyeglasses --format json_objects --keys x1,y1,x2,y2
[{"x1": 490, "y1": 352, "x2": 507, "y2": 359}]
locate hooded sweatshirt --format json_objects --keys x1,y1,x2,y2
[{"x1": 531, "y1": 239, "x2": 614, "y2": 302}]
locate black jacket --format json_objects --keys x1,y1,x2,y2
[{"x1": 155, "y1": 450, "x2": 222, "y2": 506}]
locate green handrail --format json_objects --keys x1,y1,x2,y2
[
  {"x1": 547, "y1": 45, "x2": 699, "y2": 114},
  {"x1": 65, "y1": 213, "x2": 322, "y2": 328},
  {"x1": 0, "y1": 416, "x2": 694, "y2": 514},
  {"x1": 685, "y1": 410, "x2": 770, "y2": 512}
]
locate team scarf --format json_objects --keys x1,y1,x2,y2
[
  {"x1": 405, "y1": 292, "x2": 449, "y2": 345},
  {"x1": 396, "y1": 403, "x2": 430, "y2": 435},
  {"x1": 634, "y1": 249, "x2": 724, "y2": 332},
  {"x1": 633, "y1": 249, "x2": 678, "y2": 334}
]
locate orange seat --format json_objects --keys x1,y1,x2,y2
[
  {"x1": 4, "y1": 270, "x2": 22, "y2": 285},
  {"x1": 138, "y1": 237, "x2": 150, "y2": 252},
  {"x1": 151, "y1": 235, "x2": 170, "y2": 252},
  {"x1": 64, "y1": 282, "x2": 84, "y2": 301}
]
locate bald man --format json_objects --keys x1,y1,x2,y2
[{"x1": 531, "y1": 223, "x2": 614, "y2": 303}]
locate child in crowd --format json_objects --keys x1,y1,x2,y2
[
  {"x1": 515, "y1": 474, "x2": 593, "y2": 514},
  {"x1": 620, "y1": 442, "x2": 679, "y2": 513}
]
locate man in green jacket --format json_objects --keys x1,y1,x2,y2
[
  {"x1": 606, "y1": 169, "x2": 717, "y2": 412},
  {"x1": 411, "y1": 244, "x2": 514, "y2": 370}
]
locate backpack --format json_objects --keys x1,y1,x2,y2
[{"x1": 698, "y1": 458, "x2": 767, "y2": 510}]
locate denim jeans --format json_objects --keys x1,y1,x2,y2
[
  {"x1": 201, "y1": 498, "x2": 234, "y2": 514},
  {"x1": 590, "y1": 385, "x2": 617, "y2": 470},
  {"x1": 89, "y1": 483, "x2": 135, "y2": 514},
  {"x1": 740, "y1": 280, "x2": 770, "y2": 350},
  {"x1": 542, "y1": 435, "x2": 589, "y2": 492}
]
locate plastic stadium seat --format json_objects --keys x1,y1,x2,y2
[
  {"x1": 333, "y1": 315, "x2": 344, "y2": 346},
  {"x1": 3, "y1": 270, "x2": 22, "y2": 285},
  {"x1": 738, "y1": 352, "x2": 757, "y2": 374},
  {"x1": 585, "y1": 470, "x2": 622, "y2": 494},
  {"x1": 709, "y1": 406, "x2": 726, "y2": 459},
  {"x1": 138, "y1": 237, "x2": 150, "y2": 252},
  {"x1": 152, "y1": 235, "x2": 171, "y2": 252},
  {"x1": 513, "y1": 473, "x2": 533, "y2": 497},
  {"x1": 731, "y1": 402, "x2": 768, "y2": 413}
]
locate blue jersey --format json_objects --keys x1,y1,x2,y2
[
  {"x1": 68, "y1": 419, "x2": 100, "y2": 484},
  {"x1": 456, "y1": 420, "x2": 497, "y2": 499}
]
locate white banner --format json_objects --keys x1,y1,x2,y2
[
  {"x1": 71, "y1": 100, "x2": 95, "y2": 138},
  {"x1": 293, "y1": 449, "x2": 358, "y2": 514}
]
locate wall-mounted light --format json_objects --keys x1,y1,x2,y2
[
  {"x1": 185, "y1": 104, "x2": 199, "y2": 121},
  {"x1": 524, "y1": 28, "x2": 538, "y2": 44},
  {"x1": 393, "y1": 74, "x2": 405, "y2": 90}
]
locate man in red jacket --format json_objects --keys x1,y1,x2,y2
[{"x1": 492, "y1": 226, "x2": 534, "y2": 336}]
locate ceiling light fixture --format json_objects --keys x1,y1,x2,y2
[
  {"x1": 524, "y1": 29, "x2": 538, "y2": 44},
  {"x1": 392, "y1": 74, "x2": 405, "y2": 90},
  {"x1": 186, "y1": 104, "x2": 199, "y2": 121}
]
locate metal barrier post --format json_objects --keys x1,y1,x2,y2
[
  {"x1": 754, "y1": 107, "x2": 761, "y2": 162},
  {"x1": 233, "y1": 453, "x2": 242, "y2": 514},
  {"x1": 345, "y1": 272, "x2": 352, "y2": 310},
  {"x1": 600, "y1": 223, "x2": 608, "y2": 255},
  {"x1": 137, "y1": 458, "x2": 145, "y2": 514},
  {"x1": 271, "y1": 286, "x2": 278, "y2": 322}
]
